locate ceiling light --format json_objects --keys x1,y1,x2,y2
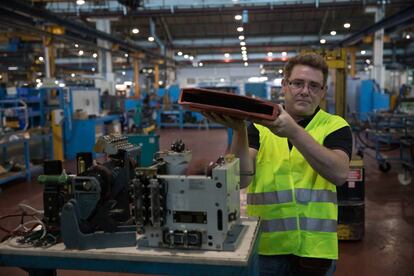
[
  {"x1": 406, "y1": 34, "x2": 411, "y2": 39},
  {"x1": 237, "y1": 27, "x2": 244, "y2": 32},
  {"x1": 224, "y1": 53, "x2": 230, "y2": 58},
  {"x1": 148, "y1": 36, "x2": 155, "y2": 42},
  {"x1": 344, "y1": 23, "x2": 351, "y2": 29},
  {"x1": 278, "y1": 69, "x2": 283, "y2": 74},
  {"x1": 220, "y1": 78, "x2": 225, "y2": 82},
  {"x1": 122, "y1": 71, "x2": 126, "y2": 75},
  {"x1": 59, "y1": 83, "x2": 66, "y2": 88},
  {"x1": 38, "y1": 56, "x2": 44, "y2": 62},
  {"x1": 244, "y1": 62, "x2": 248, "y2": 67},
  {"x1": 76, "y1": 0, "x2": 85, "y2": 5},
  {"x1": 36, "y1": 79, "x2": 41, "y2": 83},
  {"x1": 242, "y1": 50, "x2": 247, "y2": 55},
  {"x1": 71, "y1": 73, "x2": 75, "y2": 77},
  {"x1": 320, "y1": 39, "x2": 326, "y2": 44},
  {"x1": 74, "y1": 44, "x2": 79, "y2": 48},
  {"x1": 330, "y1": 30, "x2": 336, "y2": 36},
  {"x1": 54, "y1": 80, "x2": 59, "y2": 85},
  {"x1": 238, "y1": 35, "x2": 245, "y2": 40},
  {"x1": 124, "y1": 53, "x2": 129, "y2": 58},
  {"x1": 243, "y1": 56, "x2": 248, "y2": 61},
  {"x1": 198, "y1": 62, "x2": 203, "y2": 67},
  {"x1": 241, "y1": 46, "x2": 246, "y2": 51},
  {"x1": 131, "y1": 28, "x2": 139, "y2": 34},
  {"x1": 235, "y1": 15, "x2": 242, "y2": 20},
  {"x1": 78, "y1": 50, "x2": 84, "y2": 56},
  {"x1": 184, "y1": 54, "x2": 189, "y2": 59},
  {"x1": 360, "y1": 50, "x2": 366, "y2": 55},
  {"x1": 267, "y1": 52, "x2": 273, "y2": 57},
  {"x1": 92, "y1": 53, "x2": 98, "y2": 58},
  {"x1": 189, "y1": 56, "x2": 194, "y2": 60},
  {"x1": 177, "y1": 51, "x2": 183, "y2": 56},
  {"x1": 240, "y1": 41, "x2": 246, "y2": 46},
  {"x1": 91, "y1": 67, "x2": 96, "y2": 72},
  {"x1": 281, "y1": 51, "x2": 287, "y2": 56},
  {"x1": 365, "y1": 59, "x2": 370, "y2": 64}
]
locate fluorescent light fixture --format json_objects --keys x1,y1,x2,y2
[
  {"x1": 243, "y1": 56, "x2": 248, "y2": 61},
  {"x1": 74, "y1": 44, "x2": 79, "y2": 48},
  {"x1": 237, "y1": 27, "x2": 244, "y2": 32},
  {"x1": 71, "y1": 73, "x2": 75, "y2": 77},
  {"x1": 92, "y1": 53, "x2": 98, "y2": 58},
  {"x1": 132, "y1": 28, "x2": 139, "y2": 34},
  {"x1": 360, "y1": 50, "x2": 366, "y2": 55},
  {"x1": 78, "y1": 50, "x2": 84, "y2": 56},
  {"x1": 330, "y1": 30, "x2": 336, "y2": 36},
  {"x1": 54, "y1": 80, "x2": 59, "y2": 85},
  {"x1": 248, "y1": 76, "x2": 268, "y2": 83},
  {"x1": 91, "y1": 67, "x2": 96, "y2": 72},
  {"x1": 8, "y1": 66, "x2": 18, "y2": 71},
  {"x1": 122, "y1": 71, "x2": 126, "y2": 75},
  {"x1": 406, "y1": 34, "x2": 411, "y2": 39},
  {"x1": 365, "y1": 59, "x2": 370, "y2": 64},
  {"x1": 267, "y1": 52, "x2": 273, "y2": 57},
  {"x1": 278, "y1": 69, "x2": 283, "y2": 74},
  {"x1": 189, "y1": 56, "x2": 194, "y2": 60},
  {"x1": 184, "y1": 54, "x2": 189, "y2": 59},
  {"x1": 344, "y1": 23, "x2": 351, "y2": 29},
  {"x1": 241, "y1": 46, "x2": 246, "y2": 51},
  {"x1": 220, "y1": 78, "x2": 225, "y2": 82},
  {"x1": 38, "y1": 56, "x2": 44, "y2": 62},
  {"x1": 240, "y1": 41, "x2": 246, "y2": 46},
  {"x1": 148, "y1": 36, "x2": 155, "y2": 42},
  {"x1": 224, "y1": 53, "x2": 230, "y2": 58},
  {"x1": 242, "y1": 50, "x2": 247, "y2": 55},
  {"x1": 238, "y1": 35, "x2": 245, "y2": 40},
  {"x1": 235, "y1": 15, "x2": 242, "y2": 20},
  {"x1": 281, "y1": 51, "x2": 287, "y2": 56},
  {"x1": 36, "y1": 79, "x2": 41, "y2": 83},
  {"x1": 177, "y1": 51, "x2": 183, "y2": 56},
  {"x1": 198, "y1": 62, "x2": 203, "y2": 67},
  {"x1": 124, "y1": 81, "x2": 133, "y2": 86},
  {"x1": 244, "y1": 62, "x2": 248, "y2": 67},
  {"x1": 76, "y1": 0, "x2": 85, "y2": 5},
  {"x1": 320, "y1": 39, "x2": 326, "y2": 44},
  {"x1": 58, "y1": 83, "x2": 66, "y2": 88}
]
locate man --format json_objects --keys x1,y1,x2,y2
[{"x1": 204, "y1": 53, "x2": 352, "y2": 276}]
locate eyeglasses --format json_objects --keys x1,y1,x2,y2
[{"x1": 287, "y1": 79, "x2": 324, "y2": 93}]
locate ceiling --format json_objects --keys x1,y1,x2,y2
[{"x1": 0, "y1": 0, "x2": 413, "y2": 83}]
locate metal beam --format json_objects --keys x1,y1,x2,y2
[
  {"x1": 0, "y1": 0, "x2": 174, "y2": 63},
  {"x1": 339, "y1": 4, "x2": 414, "y2": 47}
]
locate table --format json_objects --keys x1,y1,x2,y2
[{"x1": 0, "y1": 218, "x2": 260, "y2": 276}]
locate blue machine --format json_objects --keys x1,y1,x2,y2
[
  {"x1": 244, "y1": 83, "x2": 269, "y2": 99},
  {"x1": 358, "y1": 80, "x2": 390, "y2": 120}
]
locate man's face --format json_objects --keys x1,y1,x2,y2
[{"x1": 282, "y1": 64, "x2": 326, "y2": 120}]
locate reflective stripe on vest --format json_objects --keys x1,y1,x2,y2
[
  {"x1": 261, "y1": 217, "x2": 297, "y2": 232},
  {"x1": 261, "y1": 217, "x2": 337, "y2": 233},
  {"x1": 247, "y1": 190, "x2": 293, "y2": 205},
  {"x1": 295, "y1": 189, "x2": 337, "y2": 204},
  {"x1": 300, "y1": 217, "x2": 337, "y2": 232},
  {"x1": 247, "y1": 189, "x2": 336, "y2": 205}
]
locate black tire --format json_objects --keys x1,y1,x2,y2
[{"x1": 379, "y1": 162, "x2": 391, "y2": 173}]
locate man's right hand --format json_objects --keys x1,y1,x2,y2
[{"x1": 202, "y1": 112, "x2": 246, "y2": 132}]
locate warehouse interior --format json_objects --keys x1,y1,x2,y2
[{"x1": 0, "y1": 0, "x2": 413, "y2": 275}]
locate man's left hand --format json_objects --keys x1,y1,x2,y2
[{"x1": 256, "y1": 105, "x2": 301, "y2": 138}]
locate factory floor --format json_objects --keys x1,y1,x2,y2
[{"x1": 0, "y1": 128, "x2": 413, "y2": 276}]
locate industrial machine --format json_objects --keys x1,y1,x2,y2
[
  {"x1": 134, "y1": 140, "x2": 245, "y2": 251},
  {"x1": 37, "y1": 137, "x2": 245, "y2": 252},
  {"x1": 38, "y1": 134, "x2": 140, "y2": 249}
]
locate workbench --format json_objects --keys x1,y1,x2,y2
[{"x1": 0, "y1": 218, "x2": 260, "y2": 276}]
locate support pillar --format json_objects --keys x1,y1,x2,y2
[
  {"x1": 94, "y1": 19, "x2": 115, "y2": 95},
  {"x1": 43, "y1": 37, "x2": 55, "y2": 78},
  {"x1": 367, "y1": 5, "x2": 385, "y2": 89}
]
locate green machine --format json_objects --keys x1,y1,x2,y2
[{"x1": 127, "y1": 134, "x2": 160, "y2": 166}]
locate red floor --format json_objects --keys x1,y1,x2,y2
[{"x1": 0, "y1": 128, "x2": 413, "y2": 275}]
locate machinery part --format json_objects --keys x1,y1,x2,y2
[
  {"x1": 94, "y1": 134, "x2": 136, "y2": 155},
  {"x1": 379, "y1": 162, "x2": 391, "y2": 173},
  {"x1": 136, "y1": 153, "x2": 245, "y2": 251},
  {"x1": 171, "y1": 139, "x2": 185, "y2": 152},
  {"x1": 398, "y1": 169, "x2": 412, "y2": 186}
]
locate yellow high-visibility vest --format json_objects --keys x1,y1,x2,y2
[{"x1": 248, "y1": 109, "x2": 349, "y2": 260}]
